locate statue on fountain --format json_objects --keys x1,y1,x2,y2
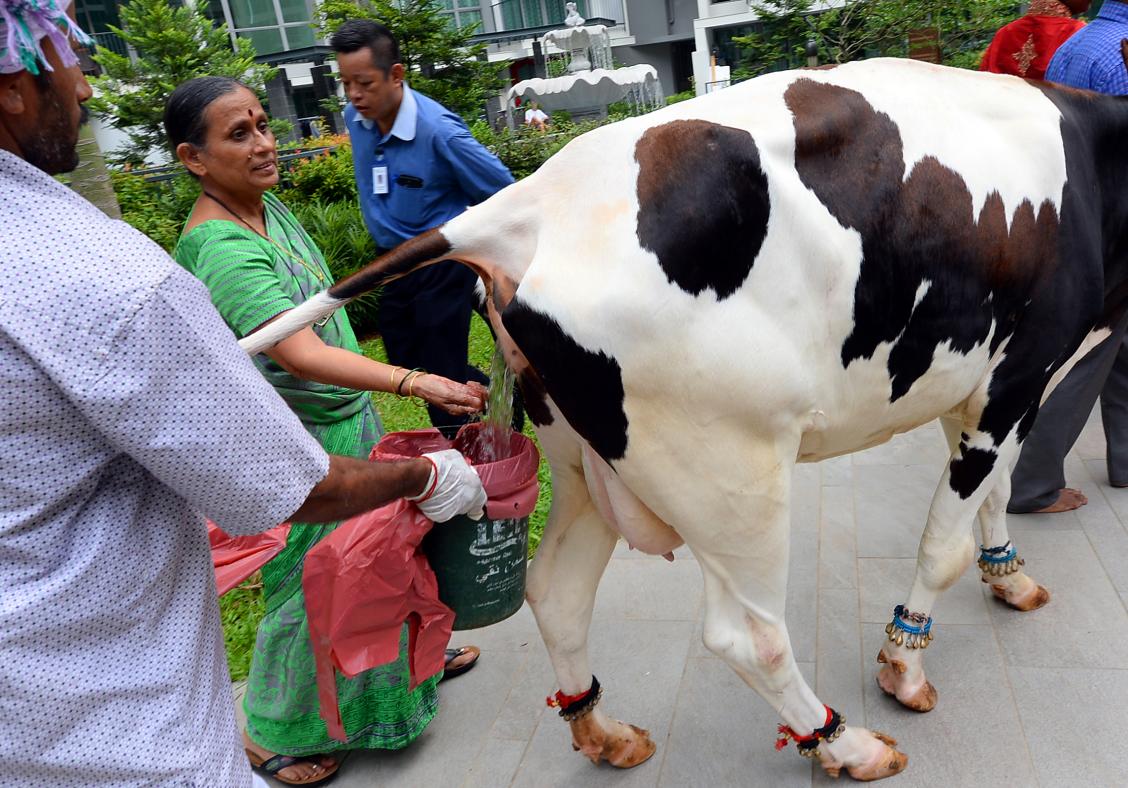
[{"x1": 564, "y1": 2, "x2": 585, "y2": 27}]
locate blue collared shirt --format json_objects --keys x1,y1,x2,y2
[
  {"x1": 1046, "y1": 0, "x2": 1128, "y2": 93},
  {"x1": 346, "y1": 85, "x2": 514, "y2": 250}
]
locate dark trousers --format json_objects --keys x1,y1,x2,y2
[
  {"x1": 378, "y1": 261, "x2": 489, "y2": 436},
  {"x1": 1009, "y1": 320, "x2": 1128, "y2": 511}
]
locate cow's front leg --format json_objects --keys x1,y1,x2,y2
[
  {"x1": 526, "y1": 468, "x2": 655, "y2": 768},
  {"x1": 877, "y1": 421, "x2": 1016, "y2": 712}
]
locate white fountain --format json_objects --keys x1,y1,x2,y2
[{"x1": 507, "y1": 3, "x2": 663, "y2": 122}]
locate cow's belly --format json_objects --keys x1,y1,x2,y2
[{"x1": 795, "y1": 335, "x2": 996, "y2": 463}]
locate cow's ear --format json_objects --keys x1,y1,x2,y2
[{"x1": 1120, "y1": 39, "x2": 1128, "y2": 75}]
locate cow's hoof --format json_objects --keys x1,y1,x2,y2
[
  {"x1": 990, "y1": 581, "x2": 1050, "y2": 612},
  {"x1": 819, "y1": 730, "x2": 908, "y2": 782},
  {"x1": 570, "y1": 714, "x2": 656, "y2": 768},
  {"x1": 876, "y1": 651, "x2": 936, "y2": 712},
  {"x1": 844, "y1": 736, "x2": 909, "y2": 782}
]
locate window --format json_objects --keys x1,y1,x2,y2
[
  {"x1": 222, "y1": 0, "x2": 317, "y2": 55},
  {"x1": 440, "y1": 0, "x2": 484, "y2": 31},
  {"x1": 498, "y1": 0, "x2": 587, "y2": 31}
]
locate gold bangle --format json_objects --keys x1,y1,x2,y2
[
  {"x1": 390, "y1": 366, "x2": 404, "y2": 393},
  {"x1": 408, "y1": 371, "x2": 423, "y2": 401}
]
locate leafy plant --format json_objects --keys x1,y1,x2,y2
[
  {"x1": 277, "y1": 144, "x2": 359, "y2": 205},
  {"x1": 89, "y1": 0, "x2": 276, "y2": 163},
  {"x1": 733, "y1": 0, "x2": 1018, "y2": 77},
  {"x1": 470, "y1": 117, "x2": 603, "y2": 180},
  {"x1": 112, "y1": 170, "x2": 198, "y2": 251},
  {"x1": 316, "y1": 0, "x2": 506, "y2": 124},
  {"x1": 289, "y1": 199, "x2": 382, "y2": 337}
]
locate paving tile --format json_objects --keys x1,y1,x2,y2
[
  {"x1": 510, "y1": 618, "x2": 695, "y2": 788},
  {"x1": 658, "y1": 658, "x2": 815, "y2": 788},
  {"x1": 821, "y1": 455, "x2": 852, "y2": 487},
  {"x1": 487, "y1": 640, "x2": 555, "y2": 742},
  {"x1": 859, "y1": 624, "x2": 1035, "y2": 788},
  {"x1": 858, "y1": 557, "x2": 989, "y2": 625},
  {"x1": 854, "y1": 464, "x2": 945, "y2": 559},
  {"x1": 593, "y1": 554, "x2": 703, "y2": 622},
  {"x1": 986, "y1": 533, "x2": 1128, "y2": 670},
  {"x1": 1010, "y1": 666, "x2": 1128, "y2": 788},
  {"x1": 460, "y1": 601, "x2": 541, "y2": 654},
  {"x1": 852, "y1": 421, "x2": 949, "y2": 467},
  {"x1": 464, "y1": 737, "x2": 528, "y2": 788},
  {"x1": 819, "y1": 485, "x2": 857, "y2": 590},
  {"x1": 816, "y1": 589, "x2": 865, "y2": 726}
]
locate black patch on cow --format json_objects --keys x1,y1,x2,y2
[
  {"x1": 634, "y1": 120, "x2": 770, "y2": 300},
  {"x1": 949, "y1": 446, "x2": 997, "y2": 499},
  {"x1": 517, "y1": 367, "x2": 554, "y2": 428},
  {"x1": 785, "y1": 79, "x2": 1064, "y2": 404},
  {"x1": 501, "y1": 298, "x2": 629, "y2": 462}
]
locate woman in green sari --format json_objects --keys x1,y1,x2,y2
[{"x1": 165, "y1": 77, "x2": 486, "y2": 786}]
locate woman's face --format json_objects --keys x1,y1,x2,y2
[{"x1": 186, "y1": 87, "x2": 278, "y2": 194}]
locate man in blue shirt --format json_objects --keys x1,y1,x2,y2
[
  {"x1": 331, "y1": 19, "x2": 514, "y2": 435},
  {"x1": 1008, "y1": 1, "x2": 1128, "y2": 514}
]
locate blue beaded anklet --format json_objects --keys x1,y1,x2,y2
[
  {"x1": 977, "y1": 541, "x2": 1024, "y2": 577},
  {"x1": 884, "y1": 604, "x2": 933, "y2": 650}
]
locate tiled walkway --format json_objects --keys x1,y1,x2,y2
[{"x1": 250, "y1": 411, "x2": 1128, "y2": 787}]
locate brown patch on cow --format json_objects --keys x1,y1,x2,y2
[
  {"x1": 634, "y1": 119, "x2": 770, "y2": 300},
  {"x1": 785, "y1": 78, "x2": 1061, "y2": 405},
  {"x1": 568, "y1": 714, "x2": 656, "y2": 768}
]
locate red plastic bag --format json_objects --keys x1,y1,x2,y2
[
  {"x1": 374, "y1": 424, "x2": 539, "y2": 520},
  {"x1": 208, "y1": 521, "x2": 290, "y2": 596},
  {"x1": 302, "y1": 497, "x2": 454, "y2": 743}
]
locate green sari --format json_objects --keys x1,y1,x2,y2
[{"x1": 175, "y1": 192, "x2": 438, "y2": 755}]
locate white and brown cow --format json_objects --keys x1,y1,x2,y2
[{"x1": 242, "y1": 58, "x2": 1128, "y2": 780}]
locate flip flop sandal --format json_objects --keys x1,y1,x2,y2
[
  {"x1": 245, "y1": 749, "x2": 340, "y2": 786},
  {"x1": 441, "y1": 645, "x2": 480, "y2": 681}
]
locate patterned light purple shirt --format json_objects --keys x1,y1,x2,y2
[{"x1": 0, "y1": 149, "x2": 330, "y2": 786}]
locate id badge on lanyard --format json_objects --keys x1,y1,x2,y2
[{"x1": 372, "y1": 148, "x2": 388, "y2": 195}]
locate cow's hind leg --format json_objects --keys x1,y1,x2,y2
[
  {"x1": 526, "y1": 461, "x2": 656, "y2": 768},
  {"x1": 686, "y1": 452, "x2": 907, "y2": 781}
]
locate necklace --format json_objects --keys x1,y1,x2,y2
[{"x1": 202, "y1": 190, "x2": 327, "y2": 286}]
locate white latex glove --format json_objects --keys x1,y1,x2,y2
[{"x1": 407, "y1": 449, "x2": 487, "y2": 522}]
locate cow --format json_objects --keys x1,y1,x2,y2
[{"x1": 241, "y1": 57, "x2": 1128, "y2": 780}]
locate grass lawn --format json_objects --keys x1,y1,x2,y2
[{"x1": 219, "y1": 313, "x2": 552, "y2": 680}]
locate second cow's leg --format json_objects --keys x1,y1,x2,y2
[{"x1": 525, "y1": 461, "x2": 656, "y2": 768}]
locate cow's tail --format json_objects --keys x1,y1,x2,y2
[{"x1": 238, "y1": 227, "x2": 456, "y2": 355}]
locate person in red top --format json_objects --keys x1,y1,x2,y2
[{"x1": 980, "y1": 0, "x2": 1090, "y2": 80}]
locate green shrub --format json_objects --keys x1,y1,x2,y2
[
  {"x1": 288, "y1": 199, "x2": 382, "y2": 338},
  {"x1": 666, "y1": 88, "x2": 695, "y2": 105},
  {"x1": 277, "y1": 144, "x2": 358, "y2": 205},
  {"x1": 113, "y1": 170, "x2": 198, "y2": 251},
  {"x1": 470, "y1": 118, "x2": 602, "y2": 180}
]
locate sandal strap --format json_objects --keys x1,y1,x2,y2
[{"x1": 259, "y1": 754, "x2": 301, "y2": 775}]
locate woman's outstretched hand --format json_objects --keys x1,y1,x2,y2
[{"x1": 414, "y1": 375, "x2": 488, "y2": 415}]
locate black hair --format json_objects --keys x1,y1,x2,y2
[
  {"x1": 163, "y1": 76, "x2": 248, "y2": 152},
  {"x1": 329, "y1": 19, "x2": 400, "y2": 75}
]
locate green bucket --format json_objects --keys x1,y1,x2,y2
[{"x1": 375, "y1": 425, "x2": 540, "y2": 630}]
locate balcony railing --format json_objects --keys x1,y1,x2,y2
[{"x1": 91, "y1": 31, "x2": 129, "y2": 59}]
